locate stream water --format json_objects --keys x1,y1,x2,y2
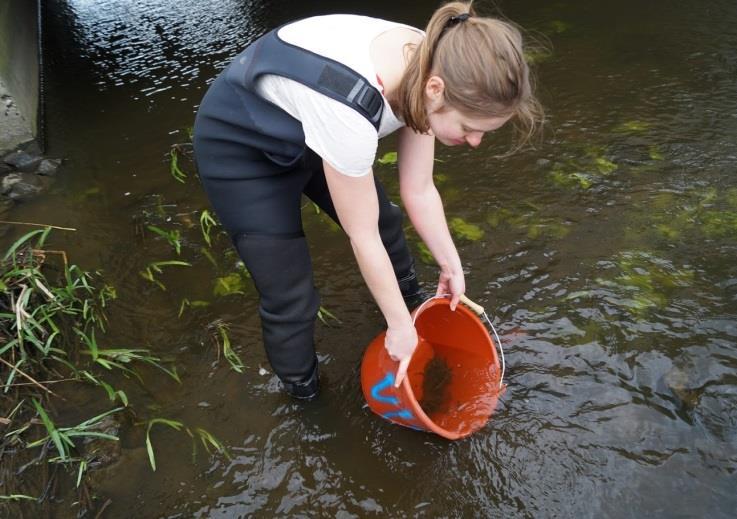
[{"x1": 4, "y1": 0, "x2": 736, "y2": 516}]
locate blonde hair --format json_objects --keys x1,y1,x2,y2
[{"x1": 396, "y1": 1, "x2": 544, "y2": 149}]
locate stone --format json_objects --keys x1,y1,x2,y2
[
  {"x1": 1, "y1": 172, "x2": 46, "y2": 201},
  {"x1": 83, "y1": 415, "x2": 122, "y2": 468},
  {"x1": 36, "y1": 158, "x2": 61, "y2": 176},
  {"x1": 0, "y1": 161, "x2": 12, "y2": 175},
  {"x1": 19, "y1": 139, "x2": 42, "y2": 156},
  {"x1": 0, "y1": 196, "x2": 13, "y2": 216},
  {"x1": 3, "y1": 150, "x2": 42, "y2": 173}
]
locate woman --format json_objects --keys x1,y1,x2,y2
[{"x1": 193, "y1": 1, "x2": 542, "y2": 400}]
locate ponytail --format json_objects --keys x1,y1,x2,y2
[
  {"x1": 397, "y1": 2, "x2": 474, "y2": 132},
  {"x1": 396, "y1": 1, "x2": 544, "y2": 149}
]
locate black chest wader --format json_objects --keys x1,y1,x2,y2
[{"x1": 193, "y1": 28, "x2": 423, "y2": 400}]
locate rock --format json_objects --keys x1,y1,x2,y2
[
  {"x1": 0, "y1": 196, "x2": 13, "y2": 216},
  {"x1": 36, "y1": 158, "x2": 61, "y2": 176},
  {"x1": 3, "y1": 150, "x2": 42, "y2": 173},
  {"x1": 83, "y1": 415, "x2": 122, "y2": 468},
  {"x1": 0, "y1": 161, "x2": 12, "y2": 175},
  {"x1": 19, "y1": 139, "x2": 42, "y2": 156},
  {"x1": 1, "y1": 172, "x2": 47, "y2": 201}
]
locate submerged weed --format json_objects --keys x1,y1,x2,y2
[
  {"x1": 170, "y1": 147, "x2": 187, "y2": 183},
  {"x1": 145, "y1": 417, "x2": 228, "y2": 471},
  {"x1": 317, "y1": 305, "x2": 341, "y2": 326},
  {"x1": 416, "y1": 242, "x2": 435, "y2": 265},
  {"x1": 524, "y1": 48, "x2": 554, "y2": 65},
  {"x1": 199, "y1": 209, "x2": 218, "y2": 247},
  {"x1": 449, "y1": 217, "x2": 485, "y2": 241},
  {"x1": 209, "y1": 321, "x2": 245, "y2": 373},
  {"x1": 1, "y1": 228, "x2": 183, "y2": 502},
  {"x1": 377, "y1": 151, "x2": 398, "y2": 166},
  {"x1": 213, "y1": 272, "x2": 248, "y2": 297},
  {"x1": 571, "y1": 251, "x2": 695, "y2": 320},
  {"x1": 641, "y1": 187, "x2": 737, "y2": 241},
  {"x1": 147, "y1": 225, "x2": 182, "y2": 255},
  {"x1": 139, "y1": 260, "x2": 191, "y2": 290},
  {"x1": 548, "y1": 20, "x2": 571, "y2": 34},
  {"x1": 486, "y1": 205, "x2": 571, "y2": 241},
  {"x1": 614, "y1": 120, "x2": 651, "y2": 133},
  {"x1": 178, "y1": 298, "x2": 210, "y2": 318}
]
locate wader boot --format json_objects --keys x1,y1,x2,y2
[{"x1": 235, "y1": 233, "x2": 321, "y2": 400}]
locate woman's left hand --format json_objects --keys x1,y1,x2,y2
[{"x1": 436, "y1": 268, "x2": 465, "y2": 311}]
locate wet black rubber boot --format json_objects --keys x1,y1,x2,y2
[
  {"x1": 234, "y1": 233, "x2": 321, "y2": 400},
  {"x1": 398, "y1": 260, "x2": 429, "y2": 311},
  {"x1": 281, "y1": 357, "x2": 320, "y2": 400}
]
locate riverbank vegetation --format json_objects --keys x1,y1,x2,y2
[{"x1": 0, "y1": 226, "x2": 226, "y2": 515}]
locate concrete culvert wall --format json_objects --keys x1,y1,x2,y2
[{"x1": 0, "y1": 0, "x2": 40, "y2": 153}]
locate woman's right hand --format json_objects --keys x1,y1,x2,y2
[{"x1": 385, "y1": 322, "x2": 419, "y2": 388}]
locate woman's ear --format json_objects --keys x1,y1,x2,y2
[{"x1": 424, "y1": 75, "x2": 445, "y2": 110}]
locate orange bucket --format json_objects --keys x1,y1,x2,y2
[{"x1": 360, "y1": 295, "x2": 506, "y2": 440}]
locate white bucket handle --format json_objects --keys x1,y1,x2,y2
[{"x1": 412, "y1": 294, "x2": 505, "y2": 389}]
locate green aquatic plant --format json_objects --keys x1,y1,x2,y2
[
  {"x1": 433, "y1": 172, "x2": 449, "y2": 185},
  {"x1": 524, "y1": 48, "x2": 554, "y2": 65},
  {"x1": 594, "y1": 251, "x2": 694, "y2": 319},
  {"x1": 145, "y1": 417, "x2": 228, "y2": 471},
  {"x1": 79, "y1": 369, "x2": 129, "y2": 406},
  {"x1": 416, "y1": 242, "x2": 435, "y2": 265},
  {"x1": 486, "y1": 205, "x2": 571, "y2": 240},
  {"x1": 210, "y1": 321, "x2": 244, "y2": 373},
  {"x1": 199, "y1": 209, "x2": 218, "y2": 247},
  {"x1": 594, "y1": 157, "x2": 618, "y2": 175},
  {"x1": 644, "y1": 187, "x2": 737, "y2": 241},
  {"x1": 377, "y1": 151, "x2": 398, "y2": 165},
  {"x1": 27, "y1": 401, "x2": 124, "y2": 488},
  {"x1": 213, "y1": 272, "x2": 248, "y2": 297},
  {"x1": 614, "y1": 120, "x2": 651, "y2": 133},
  {"x1": 1, "y1": 228, "x2": 191, "y2": 511},
  {"x1": 701, "y1": 210, "x2": 737, "y2": 238},
  {"x1": 548, "y1": 20, "x2": 571, "y2": 33},
  {"x1": 726, "y1": 188, "x2": 737, "y2": 209},
  {"x1": 317, "y1": 305, "x2": 341, "y2": 326},
  {"x1": 147, "y1": 225, "x2": 182, "y2": 255},
  {"x1": 76, "y1": 329, "x2": 180, "y2": 383},
  {"x1": 27, "y1": 400, "x2": 122, "y2": 462},
  {"x1": 200, "y1": 247, "x2": 218, "y2": 269},
  {"x1": 139, "y1": 260, "x2": 192, "y2": 290},
  {"x1": 0, "y1": 495, "x2": 35, "y2": 502},
  {"x1": 178, "y1": 298, "x2": 210, "y2": 318},
  {"x1": 486, "y1": 207, "x2": 516, "y2": 228},
  {"x1": 550, "y1": 167, "x2": 593, "y2": 189},
  {"x1": 170, "y1": 147, "x2": 187, "y2": 183},
  {"x1": 449, "y1": 217, "x2": 485, "y2": 241},
  {"x1": 648, "y1": 145, "x2": 664, "y2": 161},
  {"x1": 527, "y1": 222, "x2": 571, "y2": 239}
]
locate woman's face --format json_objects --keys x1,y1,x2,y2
[
  {"x1": 424, "y1": 75, "x2": 512, "y2": 147},
  {"x1": 427, "y1": 107, "x2": 512, "y2": 147}
]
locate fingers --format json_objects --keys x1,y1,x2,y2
[
  {"x1": 394, "y1": 356, "x2": 411, "y2": 388},
  {"x1": 450, "y1": 293, "x2": 460, "y2": 311}
]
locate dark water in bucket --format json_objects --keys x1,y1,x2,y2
[
  {"x1": 3, "y1": 0, "x2": 737, "y2": 516},
  {"x1": 419, "y1": 356, "x2": 453, "y2": 416},
  {"x1": 415, "y1": 344, "x2": 500, "y2": 432}
]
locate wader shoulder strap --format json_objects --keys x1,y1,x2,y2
[{"x1": 230, "y1": 28, "x2": 384, "y2": 131}]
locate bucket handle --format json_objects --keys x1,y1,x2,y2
[{"x1": 413, "y1": 294, "x2": 506, "y2": 389}]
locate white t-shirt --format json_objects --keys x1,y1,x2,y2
[{"x1": 254, "y1": 15, "x2": 422, "y2": 177}]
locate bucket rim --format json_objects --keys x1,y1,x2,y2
[{"x1": 401, "y1": 295, "x2": 502, "y2": 440}]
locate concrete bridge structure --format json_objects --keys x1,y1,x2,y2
[{"x1": 0, "y1": 0, "x2": 42, "y2": 154}]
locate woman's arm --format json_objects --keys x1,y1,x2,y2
[
  {"x1": 397, "y1": 127, "x2": 465, "y2": 309},
  {"x1": 322, "y1": 160, "x2": 418, "y2": 387}
]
